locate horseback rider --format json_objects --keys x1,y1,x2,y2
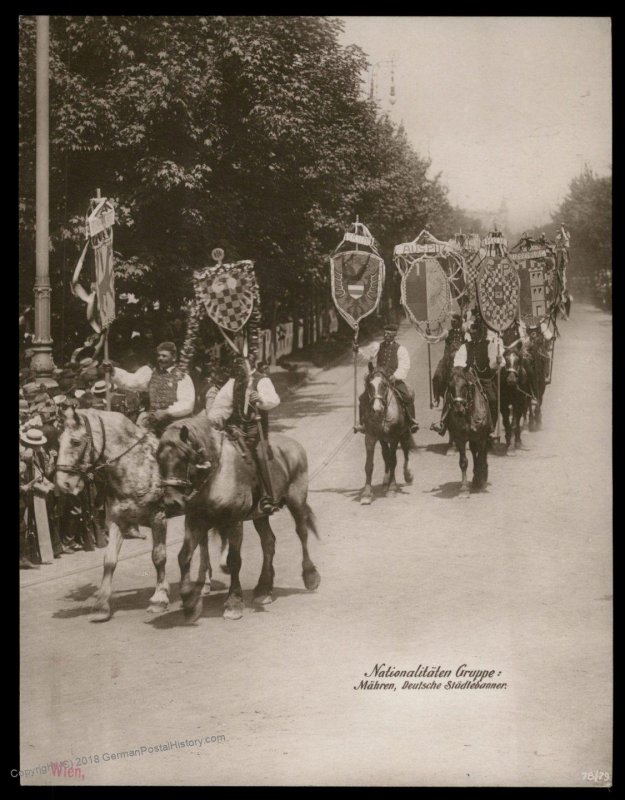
[
  {"x1": 354, "y1": 322, "x2": 419, "y2": 434},
  {"x1": 526, "y1": 320, "x2": 553, "y2": 382},
  {"x1": 207, "y1": 352, "x2": 282, "y2": 515},
  {"x1": 432, "y1": 313, "x2": 464, "y2": 405},
  {"x1": 432, "y1": 316, "x2": 502, "y2": 438},
  {"x1": 105, "y1": 341, "x2": 195, "y2": 436}
]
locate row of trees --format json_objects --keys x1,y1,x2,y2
[
  {"x1": 19, "y1": 15, "x2": 482, "y2": 360},
  {"x1": 522, "y1": 165, "x2": 612, "y2": 280}
]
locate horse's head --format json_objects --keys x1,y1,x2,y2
[
  {"x1": 503, "y1": 348, "x2": 521, "y2": 386},
  {"x1": 55, "y1": 408, "x2": 92, "y2": 495},
  {"x1": 448, "y1": 367, "x2": 471, "y2": 414},
  {"x1": 366, "y1": 367, "x2": 390, "y2": 417},
  {"x1": 157, "y1": 424, "x2": 212, "y2": 518}
]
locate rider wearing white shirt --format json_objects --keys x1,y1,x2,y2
[
  {"x1": 208, "y1": 353, "x2": 281, "y2": 514},
  {"x1": 355, "y1": 322, "x2": 419, "y2": 434},
  {"x1": 106, "y1": 341, "x2": 195, "y2": 434}
]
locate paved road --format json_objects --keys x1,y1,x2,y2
[{"x1": 20, "y1": 302, "x2": 612, "y2": 787}]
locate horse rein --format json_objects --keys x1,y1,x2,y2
[
  {"x1": 160, "y1": 430, "x2": 223, "y2": 503},
  {"x1": 56, "y1": 412, "x2": 148, "y2": 477}
]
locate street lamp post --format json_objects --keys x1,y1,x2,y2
[{"x1": 30, "y1": 15, "x2": 57, "y2": 387}]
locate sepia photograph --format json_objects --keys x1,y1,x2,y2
[{"x1": 18, "y1": 15, "x2": 612, "y2": 787}]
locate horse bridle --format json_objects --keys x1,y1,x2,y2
[
  {"x1": 159, "y1": 432, "x2": 220, "y2": 503},
  {"x1": 367, "y1": 372, "x2": 390, "y2": 414},
  {"x1": 56, "y1": 412, "x2": 148, "y2": 477}
]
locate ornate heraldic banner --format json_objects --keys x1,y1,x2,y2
[{"x1": 330, "y1": 224, "x2": 385, "y2": 332}]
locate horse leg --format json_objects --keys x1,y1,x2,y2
[
  {"x1": 458, "y1": 440, "x2": 470, "y2": 496},
  {"x1": 147, "y1": 510, "x2": 170, "y2": 613},
  {"x1": 92, "y1": 521, "x2": 124, "y2": 622},
  {"x1": 481, "y1": 441, "x2": 489, "y2": 489},
  {"x1": 223, "y1": 522, "x2": 244, "y2": 620},
  {"x1": 218, "y1": 530, "x2": 229, "y2": 574},
  {"x1": 178, "y1": 508, "x2": 208, "y2": 624},
  {"x1": 501, "y1": 398, "x2": 513, "y2": 453},
  {"x1": 400, "y1": 434, "x2": 413, "y2": 484},
  {"x1": 385, "y1": 442, "x2": 399, "y2": 494},
  {"x1": 514, "y1": 399, "x2": 523, "y2": 449},
  {"x1": 447, "y1": 431, "x2": 457, "y2": 456},
  {"x1": 199, "y1": 527, "x2": 213, "y2": 596},
  {"x1": 252, "y1": 517, "x2": 276, "y2": 605},
  {"x1": 286, "y1": 483, "x2": 321, "y2": 592},
  {"x1": 361, "y1": 434, "x2": 376, "y2": 505},
  {"x1": 380, "y1": 441, "x2": 391, "y2": 489}
]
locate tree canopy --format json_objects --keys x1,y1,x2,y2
[{"x1": 19, "y1": 15, "x2": 486, "y2": 359}]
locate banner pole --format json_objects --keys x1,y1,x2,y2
[
  {"x1": 495, "y1": 336, "x2": 502, "y2": 441},
  {"x1": 104, "y1": 327, "x2": 111, "y2": 411},
  {"x1": 427, "y1": 342, "x2": 434, "y2": 409},
  {"x1": 353, "y1": 325, "x2": 359, "y2": 428}
]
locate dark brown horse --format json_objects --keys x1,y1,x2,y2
[
  {"x1": 500, "y1": 348, "x2": 531, "y2": 454},
  {"x1": 524, "y1": 336, "x2": 550, "y2": 430},
  {"x1": 157, "y1": 415, "x2": 320, "y2": 623},
  {"x1": 446, "y1": 367, "x2": 490, "y2": 495},
  {"x1": 360, "y1": 367, "x2": 414, "y2": 505}
]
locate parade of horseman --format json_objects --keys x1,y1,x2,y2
[{"x1": 20, "y1": 188, "x2": 573, "y2": 596}]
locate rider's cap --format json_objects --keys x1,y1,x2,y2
[
  {"x1": 156, "y1": 341, "x2": 177, "y2": 356},
  {"x1": 383, "y1": 322, "x2": 398, "y2": 332},
  {"x1": 19, "y1": 428, "x2": 47, "y2": 448},
  {"x1": 52, "y1": 394, "x2": 67, "y2": 405},
  {"x1": 92, "y1": 380, "x2": 107, "y2": 396}
]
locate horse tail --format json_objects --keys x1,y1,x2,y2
[{"x1": 304, "y1": 503, "x2": 321, "y2": 540}]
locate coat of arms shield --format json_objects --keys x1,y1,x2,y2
[
  {"x1": 401, "y1": 257, "x2": 451, "y2": 330},
  {"x1": 476, "y1": 256, "x2": 520, "y2": 333},
  {"x1": 330, "y1": 250, "x2": 385, "y2": 329},
  {"x1": 197, "y1": 266, "x2": 255, "y2": 332}
]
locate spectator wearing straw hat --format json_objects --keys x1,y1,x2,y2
[
  {"x1": 91, "y1": 380, "x2": 108, "y2": 410},
  {"x1": 19, "y1": 428, "x2": 63, "y2": 563}
]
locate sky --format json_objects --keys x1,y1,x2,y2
[{"x1": 339, "y1": 16, "x2": 612, "y2": 234}]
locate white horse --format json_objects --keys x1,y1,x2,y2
[{"x1": 55, "y1": 408, "x2": 197, "y2": 621}]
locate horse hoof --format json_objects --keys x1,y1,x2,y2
[
  {"x1": 253, "y1": 593, "x2": 273, "y2": 606},
  {"x1": 303, "y1": 566, "x2": 321, "y2": 592},
  {"x1": 223, "y1": 603, "x2": 243, "y2": 621},
  {"x1": 183, "y1": 597, "x2": 203, "y2": 624},
  {"x1": 459, "y1": 487, "x2": 471, "y2": 498},
  {"x1": 201, "y1": 583, "x2": 212, "y2": 597},
  {"x1": 506, "y1": 448, "x2": 516, "y2": 457},
  {"x1": 147, "y1": 601, "x2": 168, "y2": 614},
  {"x1": 404, "y1": 471, "x2": 413, "y2": 484},
  {"x1": 360, "y1": 495, "x2": 372, "y2": 505},
  {"x1": 91, "y1": 608, "x2": 112, "y2": 623}
]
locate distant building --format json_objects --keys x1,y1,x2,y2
[{"x1": 464, "y1": 198, "x2": 510, "y2": 237}]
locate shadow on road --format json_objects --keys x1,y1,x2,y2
[
  {"x1": 425, "y1": 481, "x2": 489, "y2": 499},
  {"x1": 310, "y1": 484, "x2": 412, "y2": 502},
  {"x1": 51, "y1": 579, "x2": 229, "y2": 619},
  {"x1": 146, "y1": 586, "x2": 314, "y2": 629},
  {"x1": 272, "y1": 394, "x2": 352, "y2": 432}
]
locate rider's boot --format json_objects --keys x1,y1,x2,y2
[
  {"x1": 430, "y1": 403, "x2": 449, "y2": 436},
  {"x1": 406, "y1": 398, "x2": 419, "y2": 434}
]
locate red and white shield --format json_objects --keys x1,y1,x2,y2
[{"x1": 200, "y1": 270, "x2": 254, "y2": 332}]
